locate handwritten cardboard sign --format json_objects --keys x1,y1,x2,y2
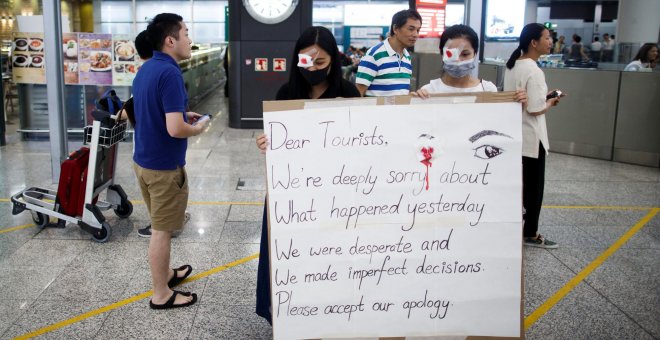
[{"x1": 264, "y1": 94, "x2": 523, "y2": 339}]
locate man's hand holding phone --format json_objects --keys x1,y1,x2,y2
[{"x1": 193, "y1": 114, "x2": 212, "y2": 126}]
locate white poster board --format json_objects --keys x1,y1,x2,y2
[{"x1": 264, "y1": 98, "x2": 522, "y2": 340}]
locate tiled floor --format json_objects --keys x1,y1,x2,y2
[{"x1": 0, "y1": 88, "x2": 658, "y2": 339}]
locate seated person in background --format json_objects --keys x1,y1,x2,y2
[
  {"x1": 413, "y1": 24, "x2": 526, "y2": 105},
  {"x1": 624, "y1": 43, "x2": 658, "y2": 71}
]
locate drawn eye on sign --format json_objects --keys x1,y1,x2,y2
[{"x1": 469, "y1": 130, "x2": 512, "y2": 160}]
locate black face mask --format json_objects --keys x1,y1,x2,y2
[{"x1": 299, "y1": 66, "x2": 330, "y2": 86}]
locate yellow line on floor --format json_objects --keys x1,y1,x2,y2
[
  {"x1": 0, "y1": 198, "x2": 9, "y2": 202},
  {"x1": 0, "y1": 223, "x2": 34, "y2": 234},
  {"x1": 13, "y1": 253, "x2": 260, "y2": 340},
  {"x1": 543, "y1": 205, "x2": 656, "y2": 210},
  {"x1": 524, "y1": 207, "x2": 660, "y2": 330}
]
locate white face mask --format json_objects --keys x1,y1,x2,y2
[
  {"x1": 443, "y1": 58, "x2": 476, "y2": 78},
  {"x1": 443, "y1": 48, "x2": 476, "y2": 78},
  {"x1": 442, "y1": 42, "x2": 477, "y2": 78}
]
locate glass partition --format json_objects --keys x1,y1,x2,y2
[
  {"x1": 136, "y1": 1, "x2": 192, "y2": 23},
  {"x1": 192, "y1": 1, "x2": 227, "y2": 44}
]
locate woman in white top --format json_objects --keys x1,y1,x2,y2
[
  {"x1": 624, "y1": 43, "x2": 658, "y2": 72},
  {"x1": 415, "y1": 25, "x2": 526, "y2": 102},
  {"x1": 504, "y1": 23, "x2": 563, "y2": 249}
]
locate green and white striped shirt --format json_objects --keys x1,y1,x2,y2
[{"x1": 355, "y1": 39, "x2": 413, "y2": 97}]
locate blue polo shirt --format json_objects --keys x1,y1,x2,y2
[{"x1": 132, "y1": 51, "x2": 189, "y2": 170}]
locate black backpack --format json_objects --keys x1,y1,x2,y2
[
  {"x1": 92, "y1": 89, "x2": 124, "y2": 126},
  {"x1": 95, "y1": 89, "x2": 123, "y2": 115}
]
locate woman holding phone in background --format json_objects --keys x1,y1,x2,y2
[{"x1": 504, "y1": 23, "x2": 564, "y2": 249}]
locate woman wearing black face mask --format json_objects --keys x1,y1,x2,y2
[
  {"x1": 254, "y1": 26, "x2": 359, "y2": 325},
  {"x1": 274, "y1": 26, "x2": 360, "y2": 100}
]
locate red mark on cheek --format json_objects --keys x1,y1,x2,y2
[{"x1": 446, "y1": 50, "x2": 453, "y2": 58}]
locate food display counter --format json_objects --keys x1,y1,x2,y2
[
  {"x1": 412, "y1": 56, "x2": 660, "y2": 167},
  {"x1": 17, "y1": 46, "x2": 226, "y2": 140},
  {"x1": 479, "y1": 63, "x2": 659, "y2": 167}
]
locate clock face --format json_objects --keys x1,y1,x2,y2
[{"x1": 243, "y1": 0, "x2": 298, "y2": 25}]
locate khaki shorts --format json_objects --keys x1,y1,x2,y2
[{"x1": 133, "y1": 163, "x2": 189, "y2": 232}]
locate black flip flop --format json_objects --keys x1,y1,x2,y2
[
  {"x1": 168, "y1": 264, "x2": 193, "y2": 288},
  {"x1": 149, "y1": 290, "x2": 198, "y2": 310}
]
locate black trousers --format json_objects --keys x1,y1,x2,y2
[
  {"x1": 255, "y1": 199, "x2": 272, "y2": 324},
  {"x1": 522, "y1": 143, "x2": 546, "y2": 238}
]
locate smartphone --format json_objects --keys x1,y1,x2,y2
[
  {"x1": 546, "y1": 90, "x2": 564, "y2": 100},
  {"x1": 192, "y1": 114, "x2": 212, "y2": 126}
]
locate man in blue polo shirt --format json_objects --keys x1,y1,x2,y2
[
  {"x1": 133, "y1": 13, "x2": 208, "y2": 310},
  {"x1": 355, "y1": 9, "x2": 422, "y2": 97}
]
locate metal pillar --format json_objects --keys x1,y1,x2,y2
[
  {"x1": 43, "y1": 0, "x2": 68, "y2": 182},
  {"x1": 0, "y1": 66, "x2": 5, "y2": 146}
]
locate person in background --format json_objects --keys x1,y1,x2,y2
[
  {"x1": 254, "y1": 26, "x2": 361, "y2": 325},
  {"x1": 504, "y1": 23, "x2": 564, "y2": 249},
  {"x1": 553, "y1": 35, "x2": 565, "y2": 54},
  {"x1": 624, "y1": 43, "x2": 658, "y2": 71},
  {"x1": 132, "y1": 13, "x2": 209, "y2": 309},
  {"x1": 355, "y1": 9, "x2": 422, "y2": 96},
  {"x1": 590, "y1": 36, "x2": 602, "y2": 61},
  {"x1": 602, "y1": 33, "x2": 615, "y2": 62},
  {"x1": 121, "y1": 30, "x2": 153, "y2": 127},
  {"x1": 413, "y1": 24, "x2": 526, "y2": 105},
  {"x1": 568, "y1": 35, "x2": 589, "y2": 61},
  {"x1": 550, "y1": 30, "x2": 558, "y2": 46}
]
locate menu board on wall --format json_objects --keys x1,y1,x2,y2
[
  {"x1": 62, "y1": 33, "x2": 79, "y2": 84},
  {"x1": 11, "y1": 33, "x2": 46, "y2": 84},
  {"x1": 417, "y1": 0, "x2": 446, "y2": 38},
  {"x1": 78, "y1": 33, "x2": 113, "y2": 85},
  {"x1": 112, "y1": 34, "x2": 142, "y2": 86},
  {"x1": 11, "y1": 32, "x2": 145, "y2": 86}
]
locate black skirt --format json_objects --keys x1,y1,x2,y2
[{"x1": 255, "y1": 199, "x2": 272, "y2": 324}]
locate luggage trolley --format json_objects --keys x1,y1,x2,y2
[{"x1": 11, "y1": 110, "x2": 133, "y2": 242}]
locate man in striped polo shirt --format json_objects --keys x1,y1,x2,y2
[{"x1": 356, "y1": 9, "x2": 422, "y2": 97}]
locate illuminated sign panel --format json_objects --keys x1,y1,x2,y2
[
  {"x1": 484, "y1": 0, "x2": 526, "y2": 42},
  {"x1": 416, "y1": 0, "x2": 446, "y2": 38}
]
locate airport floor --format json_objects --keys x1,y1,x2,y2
[{"x1": 0, "y1": 87, "x2": 659, "y2": 339}]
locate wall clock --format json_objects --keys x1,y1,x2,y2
[{"x1": 242, "y1": 0, "x2": 299, "y2": 25}]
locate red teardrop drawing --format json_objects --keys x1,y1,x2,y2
[
  {"x1": 416, "y1": 134, "x2": 437, "y2": 191},
  {"x1": 446, "y1": 50, "x2": 453, "y2": 58},
  {"x1": 420, "y1": 146, "x2": 434, "y2": 190}
]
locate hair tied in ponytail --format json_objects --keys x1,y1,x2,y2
[{"x1": 506, "y1": 46, "x2": 522, "y2": 69}]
